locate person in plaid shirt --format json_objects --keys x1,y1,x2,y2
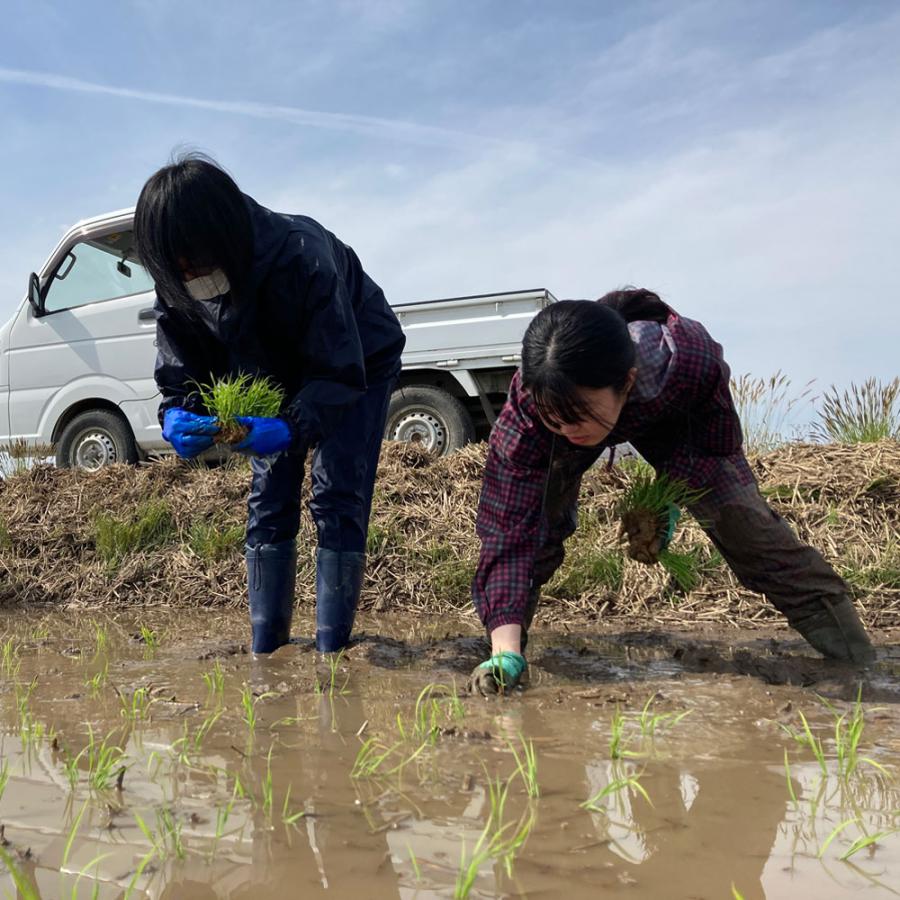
[{"x1": 469, "y1": 288, "x2": 874, "y2": 694}]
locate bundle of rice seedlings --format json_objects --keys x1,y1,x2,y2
[
  {"x1": 615, "y1": 469, "x2": 706, "y2": 581},
  {"x1": 195, "y1": 374, "x2": 285, "y2": 445}
]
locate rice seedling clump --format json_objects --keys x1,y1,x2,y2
[{"x1": 195, "y1": 374, "x2": 285, "y2": 445}]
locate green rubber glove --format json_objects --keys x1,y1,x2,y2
[
  {"x1": 469, "y1": 651, "x2": 527, "y2": 695},
  {"x1": 660, "y1": 503, "x2": 681, "y2": 552}
]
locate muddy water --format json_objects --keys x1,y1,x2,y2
[{"x1": 1, "y1": 610, "x2": 899, "y2": 899}]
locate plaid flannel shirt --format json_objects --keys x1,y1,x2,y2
[{"x1": 472, "y1": 308, "x2": 756, "y2": 632}]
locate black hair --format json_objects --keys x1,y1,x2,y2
[
  {"x1": 133, "y1": 152, "x2": 253, "y2": 308},
  {"x1": 522, "y1": 287, "x2": 670, "y2": 428}
]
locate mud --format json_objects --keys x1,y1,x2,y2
[
  {"x1": 619, "y1": 508, "x2": 664, "y2": 565},
  {"x1": 1, "y1": 609, "x2": 899, "y2": 899}
]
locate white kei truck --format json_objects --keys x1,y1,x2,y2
[{"x1": 0, "y1": 208, "x2": 557, "y2": 470}]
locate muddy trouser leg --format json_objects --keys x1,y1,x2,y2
[
  {"x1": 518, "y1": 450, "x2": 595, "y2": 653},
  {"x1": 245, "y1": 452, "x2": 305, "y2": 653},
  {"x1": 309, "y1": 379, "x2": 395, "y2": 653},
  {"x1": 688, "y1": 487, "x2": 875, "y2": 663}
]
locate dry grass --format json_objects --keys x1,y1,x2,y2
[{"x1": 0, "y1": 441, "x2": 897, "y2": 631}]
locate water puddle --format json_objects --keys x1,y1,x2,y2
[{"x1": 1, "y1": 610, "x2": 899, "y2": 898}]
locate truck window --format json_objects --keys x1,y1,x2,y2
[{"x1": 43, "y1": 232, "x2": 155, "y2": 314}]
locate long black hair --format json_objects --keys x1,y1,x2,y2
[
  {"x1": 521, "y1": 288, "x2": 669, "y2": 427},
  {"x1": 134, "y1": 152, "x2": 254, "y2": 308}
]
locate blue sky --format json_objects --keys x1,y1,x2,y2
[{"x1": 1, "y1": 0, "x2": 897, "y2": 391}]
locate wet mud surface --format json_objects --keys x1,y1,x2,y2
[{"x1": 1, "y1": 609, "x2": 899, "y2": 898}]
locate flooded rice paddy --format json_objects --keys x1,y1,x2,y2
[{"x1": 1, "y1": 609, "x2": 899, "y2": 899}]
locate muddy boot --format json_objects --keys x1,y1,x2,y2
[
  {"x1": 316, "y1": 549, "x2": 365, "y2": 653},
  {"x1": 246, "y1": 540, "x2": 297, "y2": 654},
  {"x1": 787, "y1": 598, "x2": 875, "y2": 664}
]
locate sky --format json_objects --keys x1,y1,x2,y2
[{"x1": 0, "y1": 0, "x2": 898, "y2": 392}]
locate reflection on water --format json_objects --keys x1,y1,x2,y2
[{"x1": 0, "y1": 610, "x2": 898, "y2": 898}]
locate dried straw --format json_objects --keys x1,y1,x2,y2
[{"x1": 0, "y1": 440, "x2": 897, "y2": 633}]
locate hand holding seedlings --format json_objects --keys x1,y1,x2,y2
[
  {"x1": 615, "y1": 470, "x2": 704, "y2": 565},
  {"x1": 161, "y1": 408, "x2": 220, "y2": 459},
  {"x1": 195, "y1": 374, "x2": 286, "y2": 452}
]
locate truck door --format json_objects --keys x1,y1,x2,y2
[{"x1": 6, "y1": 229, "x2": 159, "y2": 442}]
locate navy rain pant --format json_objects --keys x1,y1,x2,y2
[{"x1": 246, "y1": 379, "x2": 394, "y2": 551}]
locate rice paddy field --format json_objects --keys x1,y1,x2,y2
[{"x1": 0, "y1": 420, "x2": 899, "y2": 897}]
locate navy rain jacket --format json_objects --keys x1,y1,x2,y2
[{"x1": 153, "y1": 196, "x2": 405, "y2": 452}]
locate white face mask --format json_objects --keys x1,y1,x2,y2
[{"x1": 184, "y1": 269, "x2": 231, "y2": 301}]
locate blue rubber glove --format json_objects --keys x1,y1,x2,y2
[
  {"x1": 233, "y1": 416, "x2": 292, "y2": 457},
  {"x1": 470, "y1": 651, "x2": 527, "y2": 695},
  {"x1": 162, "y1": 407, "x2": 219, "y2": 459},
  {"x1": 660, "y1": 503, "x2": 681, "y2": 552}
]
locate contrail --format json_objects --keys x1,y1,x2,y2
[{"x1": 0, "y1": 66, "x2": 506, "y2": 150}]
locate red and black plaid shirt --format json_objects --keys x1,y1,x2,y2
[{"x1": 473, "y1": 309, "x2": 755, "y2": 632}]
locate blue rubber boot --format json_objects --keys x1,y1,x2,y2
[
  {"x1": 316, "y1": 549, "x2": 365, "y2": 653},
  {"x1": 246, "y1": 540, "x2": 297, "y2": 654}
]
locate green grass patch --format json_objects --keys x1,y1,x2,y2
[
  {"x1": 813, "y1": 378, "x2": 900, "y2": 443},
  {"x1": 550, "y1": 549, "x2": 624, "y2": 598},
  {"x1": 92, "y1": 499, "x2": 175, "y2": 566},
  {"x1": 186, "y1": 521, "x2": 245, "y2": 561}
]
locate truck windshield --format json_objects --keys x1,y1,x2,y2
[{"x1": 43, "y1": 231, "x2": 155, "y2": 314}]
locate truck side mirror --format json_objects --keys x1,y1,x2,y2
[{"x1": 28, "y1": 272, "x2": 45, "y2": 317}]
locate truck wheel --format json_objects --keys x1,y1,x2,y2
[
  {"x1": 385, "y1": 386, "x2": 475, "y2": 455},
  {"x1": 56, "y1": 410, "x2": 139, "y2": 471}
]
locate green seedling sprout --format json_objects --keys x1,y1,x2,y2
[
  {"x1": 2, "y1": 637, "x2": 21, "y2": 679},
  {"x1": 118, "y1": 686, "x2": 156, "y2": 724},
  {"x1": 195, "y1": 373, "x2": 285, "y2": 445},
  {"x1": 0, "y1": 759, "x2": 9, "y2": 803},
  {"x1": 202, "y1": 660, "x2": 226, "y2": 704},
  {"x1": 85, "y1": 660, "x2": 109, "y2": 699},
  {"x1": 0, "y1": 846, "x2": 40, "y2": 899},
  {"x1": 455, "y1": 770, "x2": 537, "y2": 896},
  {"x1": 138, "y1": 625, "x2": 159, "y2": 655},
  {"x1": 407, "y1": 844, "x2": 422, "y2": 883},
  {"x1": 508, "y1": 734, "x2": 539, "y2": 799},
  {"x1": 581, "y1": 771, "x2": 653, "y2": 813},
  {"x1": 281, "y1": 783, "x2": 306, "y2": 827},
  {"x1": 93, "y1": 623, "x2": 109, "y2": 656}
]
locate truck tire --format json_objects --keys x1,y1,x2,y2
[
  {"x1": 56, "y1": 410, "x2": 139, "y2": 471},
  {"x1": 385, "y1": 386, "x2": 475, "y2": 456}
]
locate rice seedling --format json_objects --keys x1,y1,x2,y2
[
  {"x1": 508, "y1": 734, "x2": 539, "y2": 799},
  {"x1": 407, "y1": 844, "x2": 422, "y2": 882},
  {"x1": 819, "y1": 690, "x2": 890, "y2": 781},
  {"x1": 138, "y1": 625, "x2": 159, "y2": 653},
  {"x1": 780, "y1": 711, "x2": 828, "y2": 777},
  {"x1": 202, "y1": 660, "x2": 226, "y2": 704},
  {"x1": 813, "y1": 378, "x2": 900, "y2": 444},
  {"x1": 92, "y1": 499, "x2": 174, "y2": 566},
  {"x1": 281, "y1": 783, "x2": 306, "y2": 827},
  {"x1": 637, "y1": 696, "x2": 692, "y2": 744},
  {"x1": 240, "y1": 684, "x2": 276, "y2": 746},
  {"x1": 581, "y1": 770, "x2": 653, "y2": 813},
  {"x1": 0, "y1": 846, "x2": 40, "y2": 899},
  {"x1": 730, "y1": 371, "x2": 814, "y2": 453},
  {"x1": 133, "y1": 807, "x2": 186, "y2": 862},
  {"x1": 615, "y1": 469, "x2": 706, "y2": 571},
  {"x1": 260, "y1": 746, "x2": 275, "y2": 824},
  {"x1": 2, "y1": 637, "x2": 21, "y2": 679},
  {"x1": 118, "y1": 686, "x2": 155, "y2": 724},
  {"x1": 317, "y1": 649, "x2": 350, "y2": 697},
  {"x1": 67, "y1": 850, "x2": 113, "y2": 900},
  {"x1": 784, "y1": 749, "x2": 799, "y2": 807},
  {"x1": 195, "y1": 373, "x2": 285, "y2": 445},
  {"x1": 0, "y1": 759, "x2": 9, "y2": 802},
  {"x1": 61, "y1": 799, "x2": 90, "y2": 869},
  {"x1": 69, "y1": 725, "x2": 127, "y2": 792},
  {"x1": 84, "y1": 660, "x2": 109, "y2": 699},
  {"x1": 454, "y1": 771, "x2": 537, "y2": 896},
  {"x1": 93, "y1": 623, "x2": 109, "y2": 656},
  {"x1": 731, "y1": 885, "x2": 746, "y2": 900}
]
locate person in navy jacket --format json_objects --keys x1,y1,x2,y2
[{"x1": 135, "y1": 154, "x2": 405, "y2": 655}]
